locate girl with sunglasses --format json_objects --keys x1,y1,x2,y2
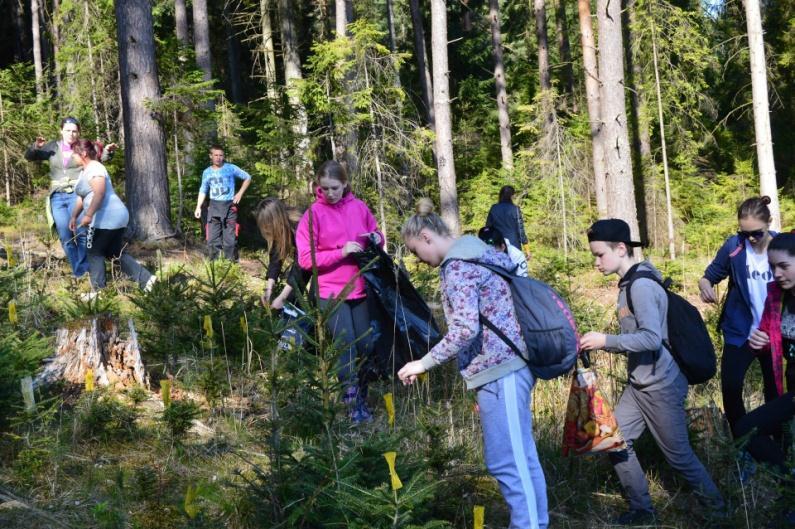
[{"x1": 699, "y1": 196, "x2": 778, "y2": 434}]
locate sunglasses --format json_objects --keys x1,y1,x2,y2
[{"x1": 737, "y1": 229, "x2": 766, "y2": 239}]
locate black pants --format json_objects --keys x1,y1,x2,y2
[
  {"x1": 87, "y1": 227, "x2": 152, "y2": 289},
  {"x1": 735, "y1": 391, "x2": 795, "y2": 470},
  {"x1": 207, "y1": 200, "x2": 238, "y2": 261},
  {"x1": 721, "y1": 341, "x2": 778, "y2": 434},
  {"x1": 319, "y1": 297, "x2": 372, "y2": 387}
]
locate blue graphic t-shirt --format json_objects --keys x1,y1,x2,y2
[{"x1": 199, "y1": 163, "x2": 251, "y2": 201}]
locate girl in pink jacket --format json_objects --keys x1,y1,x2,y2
[{"x1": 295, "y1": 160, "x2": 383, "y2": 423}]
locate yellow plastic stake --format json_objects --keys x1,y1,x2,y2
[
  {"x1": 382, "y1": 451, "x2": 403, "y2": 490},
  {"x1": 161, "y1": 379, "x2": 172, "y2": 408},
  {"x1": 20, "y1": 377, "x2": 35, "y2": 413},
  {"x1": 418, "y1": 372, "x2": 428, "y2": 383},
  {"x1": 8, "y1": 300, "x2": 17, "y2": 325},
  {"x1": 184, "y1": 483, "x2": 198, "y2": 518},
  {"x1": 85, "y1": 368, "x2": 95, "y2": 392},
  {"x1": 203, "y1": 315, "x2": 214, "y2": 340},
  {"x1": 240, "y1": 315, "x2": 248, "y2": 335},
  {"x1": 383, "y1": 392, "x2": 395, "y2": 427},
  {"x1": 473, "y1": 505, "x2": 485, "y2": 529},
  {"x1": 4, "y1": 243, "x2": 15, "y2": 267}
]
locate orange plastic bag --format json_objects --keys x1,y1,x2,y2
[{"x1": 562, "y1": 367, "x2": 627, "y2": 456}]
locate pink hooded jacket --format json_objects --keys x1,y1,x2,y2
[{"x1": 295, "y1": 188, "x2": 383, "y2": 300}]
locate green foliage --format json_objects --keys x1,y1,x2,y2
[
  {"x1": 73, "y1": 392, "x2": 139, "y2": 443},
  {"x1": 161, "y1": 399, "x2": 201, "y2": 440}
]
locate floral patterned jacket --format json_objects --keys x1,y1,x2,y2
[{"x1": 419, "y1": 236, "x2": 527, "y2": 389}]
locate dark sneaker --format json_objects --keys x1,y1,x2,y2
[{"x1": 613, "y1": 509, "x2": 657, "y2": 526}]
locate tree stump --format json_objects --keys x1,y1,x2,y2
[{"x1": 35, "y1": 317, "x2": 149, "y2": 391}]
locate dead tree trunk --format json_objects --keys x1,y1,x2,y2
[
  {"x1": 489, "y1": 0, "x2": 513, "y2": 170},
  {"x1": 175, "y1": 0, "x2": 190, "y2": 46},
  {"x1": 32, "y1": 0, "x2": 44, "y2": 99},
  {"x1": 555, "y1": 0, "x2": 575, "y2": 101},
  {"x1": 431, "y1": 0, "x2": 461, "y2": 234},
  {"x1": 37, "y1": 317, "x2": 149, "y2": 390},
  {"x1": 410, "y1": 0, "x2": 435, "y2": 129},
  {"x1": 280, "y1": 0, "x2": 312, "y2": 179},
  {"x1": 261, "y1": 0, "x2": 278, "y2": 100}
]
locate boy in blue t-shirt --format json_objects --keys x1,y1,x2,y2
[{"x1": 194, "y1": 145, "x2": 252, "y2": 261}]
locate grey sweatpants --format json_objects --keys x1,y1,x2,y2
[
  {"x1": 478, "y1": 367, "x2": 548, "y2": 529},
  {"x1": 207, "y1": 200, "x2": 238, "y2": 261},
  {"x1": 608, "y1": 373, "x2": 724, "y2": 511}
]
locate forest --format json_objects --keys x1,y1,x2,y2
[{"x1": 0, "y1": 0, "x2": 794, "y2": 527}]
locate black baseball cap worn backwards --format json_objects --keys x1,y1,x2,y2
[{"x1": 587, "y1": 219, "x2": 643, "y2": 247}]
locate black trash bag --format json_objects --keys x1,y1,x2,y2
[{"x1": 353, "y1": 239, "x2": 442, "y2": 382}]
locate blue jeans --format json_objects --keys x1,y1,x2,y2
[
  {"x1": 50, "y1": 191, "x2": 88, "y2": 277},
  {"x1": 478, "y1": 368, "x2": 549, "y2": 529}
]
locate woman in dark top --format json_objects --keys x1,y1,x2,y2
[
  {"x1": 255, "y1": 197, "x2": 308, "y2": 310},
  {"x1": 486, "y1": 185, "x2": 528, "y2": 250}
]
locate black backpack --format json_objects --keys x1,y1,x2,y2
[
  {"x1": 625, "y1": 270, "x2": 717, "y2": 384},
  {"x1": 456, "y1": 260, "x2": 579, "y2": 380}
]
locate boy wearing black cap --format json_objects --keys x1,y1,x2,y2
[{"x1": 580, "y1": 219, "x2": 724, "y2": 524}]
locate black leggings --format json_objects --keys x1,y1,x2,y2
[
  {"x1": 735, "y1": 391, "x2": 795, "y2": 471},
  {"x1": 721, "y1": 341, "x2": 778, "y2": 435},
  {"x1": 319, "y1": 297, "x2": 372, "y2": 387}
]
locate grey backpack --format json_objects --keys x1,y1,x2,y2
[{"x1": 461, "y1": 260, "x2": 580, "y2": 380}]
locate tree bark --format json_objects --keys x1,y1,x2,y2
[
  {"x1": 744, "y1": 0, "x2": 781, "y2": 230},
  {"x1": 555, "y1": 0, "x2": 575, "y2": 100},
  {"x1": 32, "y1": 0, "x2": 44, "y2": 99},
  {"x1": 430, "y1": 0, "x2": 460, "y2": 234},
  {"x1": 11, "y1": 0, "x2": 29, "y2": 62},
  {"x1": 410, "y1": 0, "x2": 435, "y2": 128},
  {"x1": 193, "y1": 0, "x2": 213, "y2": 82},
  {"x1": 534, "y1": 0, "x2": 552, "y2": 92},
  {"x1": 115, "y1": 0, "x2": 176, "y2": 241},
  {"x1": 224, "y1": 3, "x2": 244, "y2": 104},
  {"x1": 280, "y1": 0, "x2": 311, "y2": 179},
  {"x1": 260, "y1": 0, "x2": 278, "y2": 100},
  {"x1": 335, "y1": 0, "x2": 347, "y2": 36},
  {"x1": 577, "y1": 0, "x2": 607, "y2": 217},
  {"x1": 386, "y1": 0, "x2": 398, "y2": 52},
  {"x1": 596, "y1": 0, "x2": 641, "y2": 239},
  {"x1": 489, "y1": 0, "x2": 513, "y2": 170},
  {"x1": 175, "y1": 0, "x2": 190, "y2": 46}
]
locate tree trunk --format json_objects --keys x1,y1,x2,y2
[
  {"x1": 84, "y1": 2, "x2": 101, "y2": 132},
  {"x1": 651, "y1": 18, "x2": 675, "y2": 258},
  {"x1": 193, "y1": 0, "x2": 213, "y2": 80},
  {"x1": 116, "y1": 0, "x2": 176, "y2": 241},
  {"x1": 576, "y1": 0, "x2": 607, "y2": 217},
  {"x1": 260, "y1": 0, "x2": 278, "y2": 100},
  {"x1": 224, "y1": 3, "x2": 244, "y2": 104},
  {"x1": 555, "y1": 0, "x2": 575, "y2": 100},
  {"x1": 489, "y1": 0, "x2": 513, "y2": 170},
  {"x1": 31, "y1": 0, "x2": 44, "y2": 99},
  {"x1": 280, "y1": 0, "x2": 311, "y2": 179},
  {"x1": 175, "y1": 0, "x2": 190, "y2": 46},
  {"x1": 335, "y1": 0, "x2": 347, "y2": 36},
  {"x1": 744, "y1": 0, "x2": 781, "y2": 230},
  {"x1": 430, "y1": 0, "x2": 460, "y2": 234},
  {"x1": 410, "y1": 0, "x2": 434, "y2": 128},
  {"x1": 386, "y1": 0, "x2": 398, "y2": 52},
  {"x1": 534, "y1": 0, "x2": 551, "y2": 92},
  {"x1": 11, "y1": 0, "x2": 29, "y2": 62},
  {"x1": 52, "y1": 0, "x2": 62, "y2": 98},
  {"x1": 596, "y1": 0, "x2": 641, "y2": 239},
  {"x1": 0, "y1": 90, "x2": 10, "y2": 206}
]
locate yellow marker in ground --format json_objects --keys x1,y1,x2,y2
[
  {"x1": 8, "y1": 300, "x2": 17, "y2": 325},
  {"x1": 240, "y1": 315, "x2": 248, "y2": 335},
  {"x1": 4, "y1": 243, "x2": 15, "y2": 267},
  {"x1": 161, "y1": 379, "x2": 172, "y2": 408},
  {"x1": 85, "y1": 368, "x2": 95, "y2": 392},
  {"x1": 473, "y1": 505, "x2": 485, "y2": 529},
  {"x1": 383, "y1": 392, "x2": 395, "y2": 427},
  {"x1": 382, "y1": 451, "x2": 403, "y2": 490},
  {"x1": 184, "y1": 483, "x2": 198, "y2": 518}
]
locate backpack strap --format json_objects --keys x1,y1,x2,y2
[{"x1": 624, "y1": 269, "x2": 674, "y2": 364}]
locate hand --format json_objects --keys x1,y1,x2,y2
[
  {"x1": 233, "y1": 192, "x2": 243, "y2": 205},
  {"x1": 35, "y1": 136, "x2": 46, "y2": 148},
  {"x1": 271, "y1": 296, "x2": 285, "y2": 310},
  {"x1": 341, "y1": 241, "x2": 363, "y2": 257},
  {"x1": 80, "y1": 214, "x2": 93, "y2": 227},
  {"x1": 194, "y1": 206, "x2": 202, "y2": 219},
  {"x1": 68, "y1": 217, "x2": 77, "y2": 232},
  {"x1": 105, "y1": 143, "x2": 117, "y2": 153},
  {"x1": 397, "y1": 360, "x2": 427, "y2": 385},
  {"x1": 748, "y1": 329, "x2": 770, "y2": 350},
  {"x1": 260, "y1": 285, "x2": 273, "y2": 307},
  {"x1": 359, "y1": 232, "x2": 382, "y2": 245},
  {"x1": 698, "y1": 277, "x2": 717, "y2": 304},
  {"x1": 580, "y1": 331, "x2": 607, "y2": 351}
]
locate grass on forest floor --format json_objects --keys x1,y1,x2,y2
[{"x1": 0, "y1": 219, "x2": 790, "y2": 529}]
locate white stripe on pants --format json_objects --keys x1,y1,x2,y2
[{"x1": 477, "y1": 367, "x2": 549, "y2": 529}]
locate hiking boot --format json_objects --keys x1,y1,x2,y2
[{"x1": 612, "y1": 508, "x2": 657, "y2": 526}]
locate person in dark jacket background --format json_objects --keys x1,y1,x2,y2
[
  {"x1": 486, "y1": 185, "x2": 528, "y2": 251},
  {"x1": 698, "y1": 196, "x2": 778, "y2": 434}
]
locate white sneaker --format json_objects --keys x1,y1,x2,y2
[
  {"x1": 144, "y1": 275, "x2": 157, "y2": 292},
  {"x1": 80, "y1": 291, "x2": 98, "y2": 302}
]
